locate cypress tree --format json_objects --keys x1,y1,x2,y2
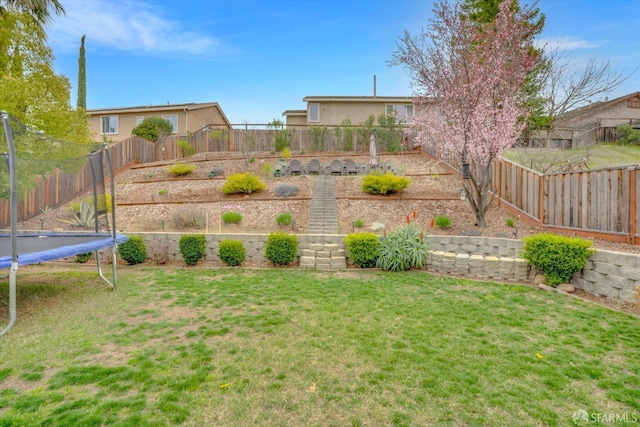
[{"x1": 77, "y1": 34, "x2": 86, "y2": 110}]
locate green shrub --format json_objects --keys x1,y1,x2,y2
[
  {"x1": 344, "y1": 232, "x2": 379, "y2": 268},
  {"x1": 616, "y1": 124, "x2": 640, "y2": 144},
  {"x1": 222, "y1": 173, "x2": 267, "y2": 195},
  {"x1": 179, "y1": 234, "x2": 207, "y2": 266},
  {"x1": 118, "y1": 235, "x2": 146, "y2": 265},
  {"x1": 131, "y1": 116, "x2": 173, "y2": 141},
  {"x1": 361, "y1": 171, "x2": 411, "y2": 195},
  {"x1": 276, "y1": 212, "x2": 293, "y2": 226},
  {"x1": 435, "y1": 215, "x2": 451, "y2": 229},
  {"x1": 505, "y1": 217, "x2": 515, "y2": 227},
  {"x1": 168, "y1": 163, "x2": 195, "y2": 176},
  {"x1": 522, "y1": 233, "x2": 594, "y2": 287},
  {"x1": 376, "y1": 224, "x2": 428, "y2": 272},
  {"x1": 222, "y1": 211, "x2": 243, "y2": 224},
  {"x1": 265, "y1": 232, "x2": 298, "y2": 266},
  {"x1": 71, "y1": 194, "x2": 112, "y2": 214},
  {"x1": 219, "y1": 239, "x2": 245, "y2": 266},
  {"x1": 353, "y1": 219, "x2": 364, "y2": 228},
  {"x1": 158, "y1": 188, "x2": 168, "y2": 196},
  {"x1": 177, "y1": 139, "x2": 195, "y2": 156},
  {"x1": 75, "y1": 252, "x2": 92, "y2": 263}
]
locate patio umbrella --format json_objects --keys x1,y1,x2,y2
[{"x1": 369, "y1": 133, "x2": 377, "y2": 167}]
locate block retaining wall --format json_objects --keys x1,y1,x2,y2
[{"x1": 131, "y1": 233, "x2": 639, "y2": 303}]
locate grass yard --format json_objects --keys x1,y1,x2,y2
[
  {"x1": 505, "y1": 143, "x2": 640, "y2": 172},
  {"x1": 0, "y1": 267, "x2": 639, "y2": 426}
]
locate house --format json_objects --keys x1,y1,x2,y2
[
  {"x1": 554, "y1": 91, "x2": 640, "y2": 129},
  {"x1": 282, "y1": 96, "x2": 415, "y2": 128},
  {"x1": 86, "y1": 102, "x2": 232, "y2": 142}
]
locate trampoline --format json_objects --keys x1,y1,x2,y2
[{"x1": 1, "y1": 111, "x2": 128, "y2": 336}]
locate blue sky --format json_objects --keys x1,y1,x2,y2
[{"x1": 47, "y1": 0, "x2": 639, "y2": 125}]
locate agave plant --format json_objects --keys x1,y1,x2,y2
[
  {"x1": 376, "y1": 224, "x2": 429, "y2": 271},
  {"x1": 60, "y1": 201, "x2": 96, "y2": 228}
]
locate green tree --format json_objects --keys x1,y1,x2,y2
[
  {"x1": 0, "y1": 0, "x2": 65, "y2": 29},
  {"x1": 77, "y1": 34, "x2": 86, "y2": 110},
  {"x1": 131, "y1": 116, "x2": 174, "y2": 141},
  {"x1": 0, "y1": 11, "x2": 90, "y2": 143}
]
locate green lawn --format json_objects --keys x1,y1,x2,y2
[
  {"x1": 0, "y1": 267, "x2": 639, "y2": 426},
  {"x1": 505, "y1": 143, "x2": 640, "y2": 172}
]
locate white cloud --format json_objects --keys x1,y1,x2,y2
[
  {"x1": 48, "y1": 0, "x2": 220, "y2": 56},
  {"x1": 535, "y1": 36, "x2": 603, "y2": 52}
]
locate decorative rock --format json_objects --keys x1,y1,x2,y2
[
  {"x1": 556, "y1": 283, "x2": 576, "y2": 293},
  {"x1": 538, "y1": 284, "x2": 555, "y2": 292},
  {"x1": 370, "y1": 222, "x2": 385, "y2": 232},
  {"x1": 532, "y1": 273, "x2": 545, "y2": 286}
]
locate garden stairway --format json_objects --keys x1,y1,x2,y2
[{"x1": 300, "y1": 175, "x2": 347, "y2": 270}]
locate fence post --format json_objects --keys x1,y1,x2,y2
[
  {"x1": 538, "y1": 174, "x2": 545, "y2": 226},
  {"x1": 630, "y1": 167, "x2": 637, "y2": 244}
]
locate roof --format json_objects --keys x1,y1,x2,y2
[
  {"x1": 302, "y1": 96, "x2": 414, "y2": 103},
  {"x1": 556, "y1": 91, "x2": 640, "y2": 124},
  {"x1": 282, "y1": 109, "x2": 307, "y2": 116},
  {"x1": 87, "y1": 102, "x2": 231, "y2": 127}
]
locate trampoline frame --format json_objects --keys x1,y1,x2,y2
[{"x1": 1, "y1": 111, "x2": 127, "y2": 336}]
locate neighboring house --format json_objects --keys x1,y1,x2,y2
[
  {"x1": 86, "y1": 102, "x2": 231, "y2": 142},
  {"x1": 554, "y1": 91, "x2": 640, "y2": 129},
  {"x1": 282, "y1": 96, "x2": 415, "y2": 128}
]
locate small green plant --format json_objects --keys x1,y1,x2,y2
[
  {"x1": 222, "y1": 211, "x2": 243, "y2": 224},
  {"x1": 177, "y1": 139, "x2": 195, "y2": 156},
  {"x1": 505, "y1": 217, "x2": 515, "y2": 227},
  {"x1": 276, "y1": 212, "x2": 293, "y2": 226},
  {"x1": 435, "y1": 215, "x2": 452, "y2": 229},
  {"x1": 361, "y1": 171, "x2": 411, "y2": 195},
  {"x1": 353, "y1": 219, "x2": 364, "y2": 228},
  {"x1": 432, "y1": 172, "x2": 440, "y2": 180},
  {"x1": 71, "y1": 194, "x2": 112, "y2": 215},
  {"x1": 118, "y1": 235, "x2": 146, "y2": 265},
  {"x1": 265, "y1": 232, "x2": 298, "y2": 266},
  {"x1": 222, "y1": 173, "x2": 267, "y2": 195},
  {"x1": 522, "y1": 233, "x2": 594, "y2": 287},
  {"x1": 61, "y1": 201, "x2": 96, "y2": 228},
  {"x1": 218, "y1": 239, "x2": 245, "y2": 266},
  {"x1": 263, "y1": 163, "x2": 272, "y2": 178},
  {"x1": 179, "y1": 234, "x2": 207, "y2": 266},
  {"x1": 168, "y1": 163, "x2": 195, "y2": 176},
  {"x1": 376, "y1": 224, "x2": 428, "y2": 272},
  {"x1": 344, "y1": 232, "x2": 379, "y2": 268},
  {"x1": 281, "y1": 147, "x2": 291, "y2": 160},
  {"x1": 74, "y1": 252, "x2": 92, "y2": 263},
  {"x1": 158, "y1": 189, "x2": 168, "y2": 196},
  {"x1": 249, "y1": 157, "x2": 255, "y2": 164}
]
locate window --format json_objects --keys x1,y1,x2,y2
[
  {"x1": 628, "y1": 98, "x2": 640, "y2": 109},
  {"x1": 101, "y1": 115, "x2": 118, "y2": 134},
  {"x1": 162, "y1": 115, "x2": 178, "y2": 133},
  {"x1": 386, "y1": 104, "x2": 414, "y2": 124},
  {"x1": 136, "y1": 116, "x2": 145, "y2": 125},
  {"x1": 309, "y1": 103, "x2": 319, "y2": 122}
]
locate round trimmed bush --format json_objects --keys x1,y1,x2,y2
[
  {"x1": 344, "y1": 232, "x2": 379, "y2": 268},
  {"x1": 265, "y1": 232, "x2": 298, "y2": 266},
  {"x1": 75, "y1": 252, "x2": 92, "y2": 263},
  {"x1": 179, "y1": 234, "x2": 207, "y2": 266},
  {"x1": 222, "y1": 173, "x2": 266, "y2": 195},
  {"x1": 118, "y1": 235, "x2": 146, "y2": 265},
  {"x1": 219, "y1": 239, "x2": 245, "y2": 266},
  {"x1": 222, "y1": 211, "x2": 243, "y2": 224}
]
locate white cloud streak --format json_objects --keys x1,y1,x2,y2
[
  {"x1": 535, "y1": 36, "x2": 603, "y2": 52},
  {"x1": 48, "y1": 0, "x2": 220, "y2": 56}
]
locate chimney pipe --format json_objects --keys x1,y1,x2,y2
[{"x1": 373, "y1": 75, "x2": 377, "y2": 98}]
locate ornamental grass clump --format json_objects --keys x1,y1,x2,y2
[
  {"x1": 222, "y1": 173, "x2": 267, "y2": 195},
  {"x1": 179, "y1": 234, "x2": 207, "y2": 266},
  {"x1": 361, "y1": 171, "x2": 411, "y2": 195},
  {"x1": 218, "y1": 239, "x2": 245, "y2": 266},
  {"x1": 222, "y1": 211, "x2": 243, "y2": 224},
  {"x1": 265, "y1": 232, "x2": 298, "y2": 266},
  {"x1": 376, "y1": 224, "x2": 428, "y2": 272},
  {"x1": 344, "y1": 232, "x2": 379, "y2": 268},
  {"x1": 276, "y1": 212, "x2": 293, "y2": 226},
  {"x1": 168, "y1": 163, "x2": 195, "y2": 176},
  {"x1": 522, "y1": 233, "x2": 594, "y2": 287},
  {"x1": 435, "y1": 215, "x2": 452, "y2": 229}
]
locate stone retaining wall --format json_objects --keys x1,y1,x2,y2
[{"x1": 130, "y1": 232, "x2": 639, "y2": 303}]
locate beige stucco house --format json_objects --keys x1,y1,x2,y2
[
  {"x1": 87, "y1": 102, "x2": 231, "y2": 142},
  {"x1": 282, "y1": 96, "x2": 415, "y2": 128},
  {"x1": 555, "y1": 91, "x2": 640, "y2": 128}
]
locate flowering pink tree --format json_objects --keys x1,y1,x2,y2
[{"x1": 391, "y1": 0, "x2": 540, "y2": 227}]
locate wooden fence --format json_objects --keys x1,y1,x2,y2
[
  {"x1": 1, "y1": 126, "x2": 410, "y2": 229},
  {"x1": 422, "y1": 140, "x2": 640, "y2": 244}
]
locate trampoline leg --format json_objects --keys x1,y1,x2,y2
[
  {"x1": 0, "y1": 262, "x2": 18, "y2": 336},
  {"x1": 96, "y1": 251, "x2": 115, "y2": 290}
]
